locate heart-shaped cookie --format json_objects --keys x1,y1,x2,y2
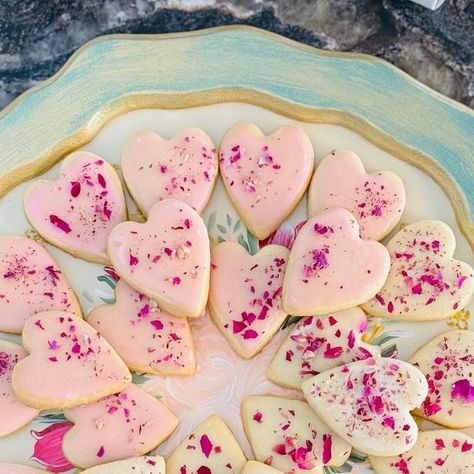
[
  {"x1": 0, "y1": 235, "x2": 81, "y2": 334},
  {"x1": 282, "y1": 208, "x2": 390, "y2": 316},
  {"x1": 81, "y1": 456, "x2": 166, "y2": 474},
  {"x1": 362, "y1": 220, "x2": 474, "y2": 321},
  {"x1": 24, "y1": 151, "x2": 127, "y2": 264},
  {"x1": 122, "y1": 128, "x2": 218, "y2": 215},
  {"x1": 63, "y1": 384, "x2": 177, "y2": 469},
  {"x1": 219, "y1": 123, "x2": 314, "y2": 240},
  {"x1": 267, "y1": 307, "x2": 380, "y2": 390},
  {"x1": 107, "y1": 199, "x2": 210, "y2": 318},
  {"x1": 0, "y1": 340, "x2": 39, "y2": 437},
  {"x1": 167, "y1": 415, "x2": 247, "y2": 474},
  {"x1": 302, "y1": 357, "x2": 428, "y2": 456},
  {"x1": 242, "y1": 461, "x2": 283, "y2": 474},
  {"x1": 369, "y1": 430, "x2": 474, "y2": 474},
  {"x1": 12, "y1": 311, "x2": 131, "y2": 410},
  {"x1": 0, "y1": 465, "x2": 45, "y2": 474},
  {"x1": 88, "y1": 279, "x2": 196, "y2": 375},
  {"x1": 241, "y1": 395, "x2": 351, "y2": 473},
  {"x1": 209, "y1": 242, "x2": 289, "y2": 359},
  {"x1": 308, "y1": 150, "x2": 406, "y2": 241},
  {"x1": 409, "y1": 330, "x2": 474, "y2": 428}
]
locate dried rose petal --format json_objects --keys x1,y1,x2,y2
[
  {"x1": 49, "y1": 215, "x2": 72, "y2": 233},
  {"x1": 451, "y1": 379, "x2": 474, "y2": 405},
  {"x1": 70, "y1": 181, "x2": 81, "y2": 197},
  {"x1": 200, "y1": 434, "x2": 213, "y2": 458},
  {"x1": 322, "y1": 434, "x2": 332, "y2": 464}
]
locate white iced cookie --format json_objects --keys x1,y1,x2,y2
[
  {"x1": 241, "y1": 395, "x2": 351, "y2": 473},
  {"x1": 241, "y1": 461, "x2": 283, "y2": 474},
  {"x1": 369, "y1": 430, "x2": 474, "y2": 474},
  {"x1": 12, "y1": 311, "x2": 131, "y2": 410},
  {"x1": 166, "y1": 414, "x2": 247, "y2": 474},
  {"x1": 362, "y1": 220, "x2": 474, "y2": 321},
  {"x1": 63, "y1": 384, "x2": 177, "y2": 468},
  {"x1": 0, "y1": 465, "x2": 45, "y2": 474},
  {"x1": 81, "y1": 456, "x2": 166, "y2": 474},
  {"x1": 209, "y1": 242, "x2": 289, "y2": 359},
  {"x1": 267, "y1": 308, "x2": 380, "y2": 390},
  {"x1": 282, "y1": 208, "x2": 390, "y2": 315},
  {"x1": 0, "y1": 340, "x2": 38, "y2": 437},
  {"x1": 88, "y1": 279, "x2": 196, "y2": 376},
  {"x1": 308, "y1": 150, "x2": 406, "y2": 241},
  {"x1": 409, "y1": 330, "x2": 474, "y2": 428},
  {"x1": 107, "y1": 199, "x2": 210, "y2": 318},
  {"x1": 302, "y1": 357, "x2": 428, "y2": 456},
  {"x1": 121, "y1": 128, "x2": 218, "y2": 215},
  {"x1": 219, "y1": 123, "x2": 314, "y2": 240}
]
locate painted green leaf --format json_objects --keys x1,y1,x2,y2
[
  {"x1": 207, "y1": 210, "x2": 217, "y2": 231},
  {"x1": 324, "y1": 462, "x2": 353, "y2": 473},
  {"x1": 217, "y1": 235, "x2": 225, "y2": 243},
  {"x1": 226, "y1": 213, "x2": 232, "y2": 226},
  {"x1": 381, "y1": 343, "x2": 398, "y2": 357},
  {"x1": 132, "y1": 372, "x2": 148, "y2": 384},
  {"x1": 282, "y1": 315, "x2": 300, "y2": 329},
  {"x1": 97, "y1": 274, "x2": 117, "y2": 290},
  {"x1": 100, "y1": 296, "x2": 116, "y2": 305},
  {"x1": 217, "y1": 224, "x2": 227, "y2": 234},
  {"x1": 349, "y1": 450, "x2": 368, "y2": 463},
  {"x1": 39, "y1": 412, "x2": 67, "y2": 423},
  {"x1": 371, "y1": 330, "x2": 409, "y2": 346},
  {"x1": 233, "y1": 220, "x2": 241, "y2": 232},
  {"x1": 238, "y1": 234, "x2": 250, "y2": 252},
  {"x1": 247, "y1": 229, "x2": 260, "y2": 255}
]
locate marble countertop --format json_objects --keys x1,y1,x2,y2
[{"x1": 0, "y1": 0, "x2": 473, "y2": 110}]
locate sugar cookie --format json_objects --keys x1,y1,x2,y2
[
  {"x1": 0, "y1": 465, "x2": 45, "y2": 474},
  {"x1": 241, "y1": 460, "x2": 283, "y2": 474},
  {"x1": 81, "y1": 456, "x2": 165, "y2": 474}
]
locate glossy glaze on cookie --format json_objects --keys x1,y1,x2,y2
[
  {"x1": 308, "y1": 150, "x2": 406, "y2": 241},
  {"x1": 410, "y1": 330, "x2": 474, "y2": 428},
  {"x1": 209, "y1": 242, "x2": 289, "y2": 359},
  {"x1": 219, "y1": 123, "x2": 314, "y2": 240},
  {"x1": 282, "y1": 208, "x2": 390, "y2": 315},
  {"x1": 63, "y1": 384, "x2": 177, "y2": 468},
  {"x1": 0, "y1": 235, "x2": 81, "y2": 334},
  {"x1": 0, "y1": 340, "x2": 38, "y2": 437},
  {"x1": 12, "y1": 311, "x2": 131, "y2": 410},
  {"x1": 88, "y1": 279, "x2": 196, "y2": 375},
  {"x1": 24, "y1": 151, "x2": 126, "y2": 263},
  {"x1": 268, "y1": 308, "x2": 379, "y2": 390},
  {"x1": 107, "y1": 199, "x2": 210, "y2": 318},
  {"x1": 363, "y1": 220, "x2": 474, "y2": 321},
  {"x1": 302, "y1": 357, "x2": 428, "y2": 456}
]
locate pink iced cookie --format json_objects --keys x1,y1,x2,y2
[
  {"x1": 282, "y1": 208, "x2": 390, "y2": 316},
  {"x1": 369, "y1": 430, "x2": 474, "y2": 474},
  {"x1": 88, "y1": 279, "x2": 196, "y2": 376},
  {"x1": 410, "y1": 330, "x2": 474, "y2": 428},
  {"x1": 81, "y1": 456, "x2": 166, "y2": 474},
  {"x1": 0, "y1": 235, "x2": 81, "y2": 334},
  {"x1": 12, "y1": 311, "x2": 131, "y2": 410},
  {"x1": 107, "y1": 199, "x2": 210, "y2": 318},
  {"x1": 24, "y1": 151, "x2": 126, "y2": 264},
  {"x1": 0, "y1": 465, "x2": 45, "y2": 474},
  {"x1": 362, "y1": 220, "x2": 474, "y2": 321},
  {"x1": 63, "y1": 384, "x2": 178, "y2": 469},
  {"x1": 267, "y1": 308, "x2": 380, "y2": 390},
  {"x1": 0, "y1": 340, "x2": 38, "y2": 437},
  {"x1": 302, "y1": 357, "x2": 428, "y2": 456},
  {"x1": 241, "y1": 395, "x2": 351, "y2": 473},
  {"x1": 219, "y1": 123, "x2": 314, "y2": 240},
  {"x1": 209, "y1": 242, "x2": 289, "y2": 359},
  {"x1": 308, "y1": 150, "x2": 406, "y2": 241},
  {"x1": 122, "y1": 128, "x2": 218, "y2": 215}
]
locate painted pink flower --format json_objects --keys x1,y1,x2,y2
[
  {"x1": 30, "y1": 421, "x2": 74, "y2": 472},
  {"x1": 259, "y1": 220, "x2": 307, "y2": 250}
]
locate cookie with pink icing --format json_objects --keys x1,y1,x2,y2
[
  {"x1": 302, "y1": 357, "x2": 428, "y2": 456},
  {"x1": 81, "y1": 456, "x2": 165, "y2": 474},
  {"x1": 63, "y1": 384, "x2": 177, "y2": 469},
  {"x1": 166, "y1": 414, "x2": 247, "y2": 474},
  {"x1": 12, "y1": 311, "x2": 131, "y2": 410},
  {"x1": 219, "y1": 123, "x2": 314, "y2": 240},
  {"x1": 267, "y1": 308, "x2": 380, "y2": 390},
  {"x1": 308, "y1": 150, "x2": 406, "y2": 241},
  {"x1": 409, "y1": 330, "x2": 474, "y2": 428},
  {"x1": 0, "y1": 235, "x2": 81, "y2": 334},
  {"x1": 362, "y1": 220, "x2": 474, "y2": 321},
  {"x1": 0, "y1": 340, "x2": 38, "y2": 437},
  {"x1": 107, "y1": 199, "x2": 210, "y2": 318},
  {"x1": 88, "y1": 279, "x2": 196, "y2": 376},
  {"x1": 122, "y1": 128, "x2": 218, "y2": 215},
  {"x1": 0, "y1": 465, "x2": 45, "y2": 474},
  {"x1": 369, "y1": 430, "x2": 474, "y2": 474},
  {"x1": 241, "y1": 395, "x2": 351, "y2": 473},
  {"x1": 242, "y1": 461, "x2": 283, "y2": 474},
  {"x1": 282, "y1": 208, "x2": 390, "y2": 316},
  {"x1": 24, "y1": 151, "x2": 126, "y2": 264},
  {"x1": 209, "y1": 242, "x2": 289, "y2": 359}
]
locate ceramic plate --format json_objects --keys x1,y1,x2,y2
[{"x1": 0, "y1": 27, "x2": 472, "y2": 473}]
